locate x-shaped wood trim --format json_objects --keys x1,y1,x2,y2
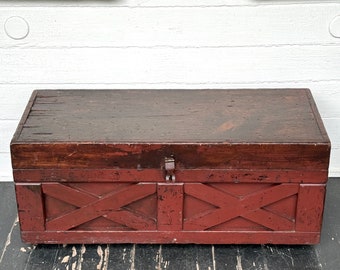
[
  {"x1": 183, "y1": 183, "x2": 299, "y2": 231},
  {"x1": 42, "y1": 183, "x2": 157, "y2": 231}
]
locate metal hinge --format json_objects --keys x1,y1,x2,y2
[{"x1": 164, "y1": 157, "x2": 176, "y2": 182}]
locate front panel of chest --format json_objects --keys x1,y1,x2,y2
[{"x1": 15, "y1": 178, "x2": 325, "y2": 244}]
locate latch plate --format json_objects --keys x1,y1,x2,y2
[{"x1": 164, "y1": 157, "x2": 176, "y2": 182}]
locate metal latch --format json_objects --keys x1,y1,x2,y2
[{"x1": 164, "y1": 157, "x2": 176, "y2": 182}]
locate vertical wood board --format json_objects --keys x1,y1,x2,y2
[
  {"x1": 15, "y1": 184, "x2": 45, "y2": 231},
  {"x1": 157, "y1": 183, "x2": 184, "y2": 231},
  {"x1": 296, "y1": 184, "x2": 326, "y2": 232}
]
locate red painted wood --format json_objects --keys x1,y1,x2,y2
[
  {"x1": 11, "y1": 89, "x2": 331, "y2": 244},
  {"x1": 296, "y1": 184, "x2": 326, "y2": 232},
  {"x1": 11, "y1": 143, "x2": 330, "y2": 171},
  {"x1": 12, "y1": 89, "x2": 329, "y2": 144},
  {"x1": 157, "y1": 183, "x2": 184, "y2": 231},
  {"x1": 15, "y1": 184, "x2": 45, "y2": 231},
  {"x1": 11, "y1": 90, "x2": 330, "y2": 171},
  {"x1": 43, "y1": 182, "x2": 97, "y2": 206},
  {"x1": 45, "y1": 183, "x2": 157, "y2": 231},
  {"x1": 17, "y1": 181, "x2": 326, "y2": 244},
  {"x1": 13, "y1": 168, "x2": 328, "y2": 184},
  {"x1": 183, "y1": 183, "x2": 298, "y2": 231},
  {"x1": 20, "y1": 231, "x2": 321, "y2": 245}
]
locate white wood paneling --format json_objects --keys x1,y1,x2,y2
[
  {"x1": 0, "y1": 2, "x2": 340, "y2": 181},
  {"x1": 0, "y1": 0, "x2": 339, "y2": 7},
  {"x1": 1, "y1": 47, "x2": 340, "y2": 84},
  {"x1": 0, "y1": 120, "x2": 17, "y2": 153},
  {"x1": 330, "y1": 149, "x2": 340, "y2": 176},
  {"x1": 0, "y1": 153, "x2": 12, "y2": 180},
  {"x1": 0, "y1": 89, "x2": 32, "y2": 120},
  {"x1": 1, "y1": 5, "x2": 340, "y2": 48}
]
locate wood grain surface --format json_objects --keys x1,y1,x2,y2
[{"x1": 11, "y1": 89, "x2": 330, "y2": 171}]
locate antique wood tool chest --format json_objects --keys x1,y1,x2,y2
[{"x1": 11, "y1": 89, "x2": 330, "y2": 244}]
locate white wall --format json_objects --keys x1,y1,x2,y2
[{"x1": 1, "y1": 0, "x2": 340, "y2": 181}]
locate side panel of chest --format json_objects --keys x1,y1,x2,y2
[{"x1": 15, "y1": 179, "x2": 325, "y2": 244}]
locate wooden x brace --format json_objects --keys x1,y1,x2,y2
[
  {"x1": 43, "y1": 183, "x2": 157, "y2": 231},
  {"x1": 184, "y1": 183, "x2": 299, "y2": 231}
]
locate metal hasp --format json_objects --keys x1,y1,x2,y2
[{"x1": 164, "y1": 157, "x2": 176, "y2": 182}]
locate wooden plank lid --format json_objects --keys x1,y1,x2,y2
[{"x1": 11, "y1": 89, "x2": 330, "y2": 170}]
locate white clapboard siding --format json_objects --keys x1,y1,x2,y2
[
  {"x1": 0, "y1": 0, "x2": 339, "y2": 7},
  {"x1": 0, "y1": 120, "x2": 17, "y2": 153},
  {"x1": 330, "y1": 150, "x2": 340, "y2": 176},
  {"x1": 1, "y1": 47, "x2": 340, "y2": 84},
  {"x1": 0, "y1": 153, "x2": 12, "y2": 181},
  {"x1": 1, "y1": 5, "x2": 340, "y2": 48},
  {"x1": 326, "y1": 117, "x2": 340, "y2": 177}
]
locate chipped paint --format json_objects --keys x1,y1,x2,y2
[
  {"x1": 94, "y1": 245, "x2": 110, "y2": 270},
  {"x1": 72, "y1": 246, "x2": 77, "y2": 257},
  {"x1": 77, "y1": 244, "x2": 86, "y2": 270},
  {"x1": 61, "y1": 255, "x2": 70, "y2": 264},
  {"x1": 195, "y1": 260, "x2": 200, "y2": 270},
  {"x1": 156, "y1": 245, "x2": 162, "y2": 270},
  {"x1": 163, "y1": 260, "x2": 170, "y2": 269},
  {"x1": 155, "y1": 245, "x2": 170, "y2": 270},
  {"x1": 0, "y1": 216, "x2": 18, "y2": 263},
  {"x1": 71, "y1": 260, "x2": 77, "y2": 270},
  {"x1": 211, "y1": 245, "x2": 216, "y2": 270},
  {"x1": 129, "y1": 244, "x2": 136, "y2": 270},
  {"x1": 103, "y1": 244, "x2": 110, "y2": 270},
  {"x1": 97, "y1": 245, "x2": 103, "y2": 270},
  {"x1": 122, "y1": 248, "x2": 127, "y2": 263},
  {"x1": 236, "y1": 255, "x2": 243, "y2": 270}
]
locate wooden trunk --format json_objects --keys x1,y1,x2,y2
[{"x1": 11, "y1": 89, "x2": 331, "y2": 244}]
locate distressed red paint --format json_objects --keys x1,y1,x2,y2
[{"x1": 11, "y1": 89, "x2": 330, "y2": 244}]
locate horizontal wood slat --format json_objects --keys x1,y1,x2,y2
[
  {"x1": 12, "y1": 168, "x2": 329, "y2": 184},
  {"x1": 20, "y1": 231, "x2": 321, "y2": 245},
  {"x1": 0, "y1": 0, "x2": 338, "y2": 7},
  {"x1": 1, "y1": 47, "x2": 340, "y2": 84},
  {"x1": 11, "y1": 143, "x2": 330, "y2": 171},
  {"x1": 1, "y1": 5, "x2": 339, "y2": 48}
]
